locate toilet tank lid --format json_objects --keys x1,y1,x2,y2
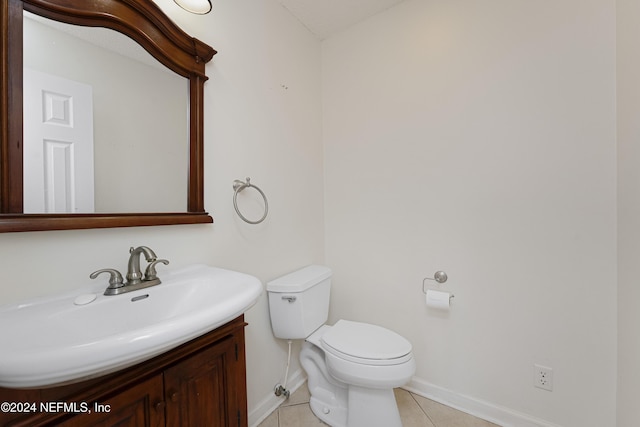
[{"x1": 266, "y1": 265, "x2": 332, "y2": 293}]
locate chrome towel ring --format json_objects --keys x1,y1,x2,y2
[{"x1": 233, "y1": 177, "x2": 269, "y2": 224}]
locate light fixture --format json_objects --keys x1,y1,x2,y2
[{"x1": 174, "y1": 0, "x2": 212, "y2": 14}]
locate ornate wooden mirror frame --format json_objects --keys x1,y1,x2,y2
[{"x1": 0, "y1": 0, "x2": 216, "y2": 232}]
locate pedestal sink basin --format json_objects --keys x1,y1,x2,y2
[{"x1": 0, "y1": 264, "x2": 262, "y2": 389}]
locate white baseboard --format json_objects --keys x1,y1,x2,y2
[
  {"x1": 403, "y1": 377, "x2": 563, "y2": 427},
  {"x1": 248, "y1": 368, "x2": 307, "y2": 427}
]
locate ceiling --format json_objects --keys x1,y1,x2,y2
[{"x1": 277, "y1": 0, "x2": 406, "y2": 39}]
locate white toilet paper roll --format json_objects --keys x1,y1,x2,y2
[{"x1": 426, "y1": 290, "x2": 451, "y2": 310}]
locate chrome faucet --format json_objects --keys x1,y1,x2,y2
[
  {"x1": 90, "y1": 246, "x2": 169, "y2": 296},
  {"x1": 127, "y1": 246, "x2": 157, "y2": 285}
]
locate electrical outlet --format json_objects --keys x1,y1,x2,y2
[{"x1": 534, "y1": 364, "x2": 553, "y2": 391}]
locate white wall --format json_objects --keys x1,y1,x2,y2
[
  {"x1": 322, "y1": 1, "x2": 617, "y2": 426},
  {"x1": 1, "y1": 0, "x2": 323, "y2": 420},
  {"x1": 616, "y1": 0, "x2": 640, "y2": 425}
]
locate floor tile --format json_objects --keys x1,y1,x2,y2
[
  {"x1": 394, "y1": 388, "x2": 436, "y2": 427},
  {"x1": 411, "y1": 393, "x2": 500, "y2": 427},
  {"x1": 258, "y1": 409, "x2": 279, "y2": 427},
  {"x1": 278, "y1": 403, "x2": 329, "y2": 427}
]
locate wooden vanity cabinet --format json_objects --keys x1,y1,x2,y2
[
  {"x1": 0, "y1": 315, "x2": 248, "y2": 427},
  {"x1": 57, "y1": 375, "x2": 166, "y2": 427},
  {"x1": 165, "y1": 335, "x2": 238, "y2": 426}
]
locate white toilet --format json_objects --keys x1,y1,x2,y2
[{"x1": 267, "y1": 265, "x2": 416, "y2": 427}]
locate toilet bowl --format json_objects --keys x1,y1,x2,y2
[{"x1": 267, "y1": 266, "x2": 416, "y2": 427}]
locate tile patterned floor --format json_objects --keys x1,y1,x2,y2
[{"x1": 258, "y1": 384, "x2": 500, "y2": 427}]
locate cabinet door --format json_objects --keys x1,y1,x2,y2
[
  {"x1": 164, "y1": 336, "x2": 240, "y2": 426},
  {"x1": 57, "y1": 375, "x2": 165, "y2": 427}
]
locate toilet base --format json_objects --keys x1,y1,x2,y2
[
  {"x1": 346, "y1": 386, "x2": 402, "y2": 427},
  {"x1": 302, "y1": 340, "x2": 404, "y2": 427},
  {"x1": 308, "y1": 385, "x2": 402, "y2": 427}
]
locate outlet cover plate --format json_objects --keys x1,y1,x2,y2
[{"x1": 534, "y1": 364, "x2": 553, "y2": 391}]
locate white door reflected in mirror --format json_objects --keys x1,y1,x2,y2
[{"x1": 23, "y1": 68, "x2": 95, "y2": 213}]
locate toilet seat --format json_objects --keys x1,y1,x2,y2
[{"x1": 321, "y1": 320, "x2": 413, "y2": 366}]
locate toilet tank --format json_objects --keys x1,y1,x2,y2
[{"x1": 266, "y1": 265, "x2": 332, "y2": 339}]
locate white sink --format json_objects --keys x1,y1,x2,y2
[{"x1": 0, "y1": 264, "x2": 262, "y2": 389}]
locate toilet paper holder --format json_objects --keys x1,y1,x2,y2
[{"x1": 422, "y1": 271, "x2": 454, "y2": 298}]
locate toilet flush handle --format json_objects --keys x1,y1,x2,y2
[{"x1": 281, "y1": 296, "x2": 297, "y2": 303}]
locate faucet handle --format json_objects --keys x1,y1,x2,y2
[
  {"x1": 90, "y1": 268, "x2": 125, "y2": 289},
  {"x1": 144, "y1": 259, "x2": 169, "y2": 281}
]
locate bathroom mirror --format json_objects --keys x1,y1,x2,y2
[
  {"x1": 0, "y1": 0, "x2": 216, "y2": 232},
  {"x1": 23, "y1": 12, "x2": 189, "y2": 214}
]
